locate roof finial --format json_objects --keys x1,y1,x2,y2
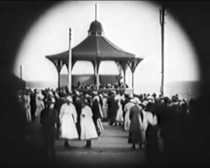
[{"x1": 95, "y1": 3, "x2": 97, "y2": 21}]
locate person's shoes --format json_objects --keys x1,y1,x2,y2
[
  {"x1": 131, "y1": 144, "x2": 136, "y2": 151},
  {"x1": 85, "y1": 145, "x2": 91, "y2": 148},
  {"x1": 86, "y1": 144, "x2": 91, "y2": 148},
  {"x1": 64, "y1": 141, "x2": 70, "y2": 148}
]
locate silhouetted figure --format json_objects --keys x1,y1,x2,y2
[{"x1": 40, "y1": 96, "x2": 57, "y2": 163}]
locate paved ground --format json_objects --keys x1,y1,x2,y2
[{"x1": 55, "y1": 122, "x2": 146, "y2": 167}]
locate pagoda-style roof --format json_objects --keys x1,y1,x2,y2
[
  {"x1": 46, "y1": 20, "x2": 140, "y2": 66},
  {"x1": 45, "y1": 19, "x2": 143, "y2": 90}
]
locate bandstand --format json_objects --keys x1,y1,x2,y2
[{"x1": 46, "y1": 19, "x2": 143, "y2": 91}]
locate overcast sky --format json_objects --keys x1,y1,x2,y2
[{"x1": 13, "y1": 1, "x2": 200, "y2": 92}]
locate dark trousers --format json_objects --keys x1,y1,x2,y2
[
  {"x1": 86, "y1": 140, "x2": 91, "y2": 147},
  {"x1": 42, "y1": 126, "x2": 55, "y2": 162}
]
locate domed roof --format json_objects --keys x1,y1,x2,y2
[{"x1": 88, "y1": 20, "x2": 103, "y2": 36}]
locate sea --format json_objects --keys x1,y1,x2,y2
[
  {"x1": 134, "y1": 81, "x2": 200, "y2": 100},
  {"x1": 26, "y1": 80, "x2": 200, "y2": 101}
]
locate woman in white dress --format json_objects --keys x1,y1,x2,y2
[
  {"x1": 59, "y1": 96, "x2": 79, "y2": 148},
  {"x1": 80, "y1": 99, "x2": 98, "y2": 148},
  {"x1": 101, "y1": 93, "x2": 108, "y2": 120},
  {"x1": 114, "y1": 94, "x2": 124, "y2": 126},
  {"x1": 23, "y1": 91, "x2": 32, "y2": 122},
  {"x1": 34, "y1": 91, "x2": 45, "y2": 124}
]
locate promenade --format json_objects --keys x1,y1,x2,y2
[{"x1": 55, "y1": 122, "x2": 146, "y2": 167}]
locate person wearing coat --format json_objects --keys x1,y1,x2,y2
[
  {"x1": 74, "y1": 94, "x2": 83, "y2": 138},
  {"x1": 40, "y1": 96, "x2": 57, "y2": 162},
  {"x1": 54, "y1": 92, "x2": 65, "y2": 139},
  {"x1": 124, "y1": 99, "x2": 135, "y2": 131},
  {"x1": 107, "y1": 91, "x2": 118, "y2": 125},
  {"x1": 139, "y1": 102, "x2": 158, "y2": 150},
  {"x1": 59, "y1": 96, "x2": 79, "y2": 148},
  {"x1": 80, "y1": 99, "x2": 98, "y2": 148},
  {"x1": 101, "y1": 93, "x2": 108, "y2": 121},
  {"x1": 92, "y1": 92, "x2": 104, "y2": 136},
  {"x1": 30, "y1": 90, "x2": 36, "y2": 121},
  {"x1": 128, "y1": 97, "x2": 145, "y2": 150}
]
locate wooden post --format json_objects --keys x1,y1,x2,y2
[
  {"x1": 160, "y1": 6, "x2": 165, "y2": 96},
  {"x1": 68, "y1": 28, "x2": 72, "y2": 92}
]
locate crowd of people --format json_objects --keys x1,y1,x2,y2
[{"x1": 17, "y1": 84, "x2": 197, "y2": 164}]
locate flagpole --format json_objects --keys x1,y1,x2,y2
[
  {"x1": 160, "y1": 6, "x2": 165, "y2": 96},
  {"x1": 68, "y1": 28, "x2": 72, "y2": 93},
  {"x1": 95, "y1": 3, "x2": 97, "y2": 21}
]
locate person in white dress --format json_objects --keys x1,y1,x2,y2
[
  {"x1": 114, "y1": 93, "x2": 124, "y2": 126},
  {"x1": 34, "y1": 91, "x2": 45, "y2": 124},
  {"x1": 80, "y1": 99, "x2": 98, "y2": 148},
  {"x1": 101, "y1": 93, "x2": 108, "y2": 120},
  {"x1": 23, "y1": 91, "x2": 32, "y2": 122},
  {"x1": 59, "y1": 96, "x2": 79, "y2": 148}
]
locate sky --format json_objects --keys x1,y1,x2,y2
[{"x1": 13, "y1": 1, "x2": 200, "y2": 93}]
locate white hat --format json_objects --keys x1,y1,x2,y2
[
  {"x1": 142, "y1": 100, "x2": 148, "y2": 106},
  {"x1": 51, "y1": 97, "x2": 55, "y2": 103},
  {"x1": 115, "y1": 94, "x2": 120, "y2": 100},
  {"x1": 66, "y1": 96, "x2": 73, "y2": 102},
  {"x1": 37, "y1": 92, "x2": 44, "y2": 99},
  {"x1": 75, "y1": 90, "x2": 80, "y2": 96},
  {"x1": 93, "y1": 91, "x2": 98, "y2": 95},
  {"x1": 93, "y1": 95, "x2": 100, "y2": 102},
  {"x1": 129, "y1": 94, "x2": 134, "y2": 99},
  {"x1": 48, "y1": 91, "x2": 54, "y2": 97},
  {"x1": 148, "y1": 96, "x2": 154, "y2": 101},
  {"x1": 131, "y1": 97, "x2": 140, "y2": 104}
]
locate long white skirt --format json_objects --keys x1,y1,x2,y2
[
  {"x1": 60, "y1": 115, "x2": 79, "y2": 140},
  {"x1": 115, "y1": 107, "x2": 124, "y2": 122},
  {"x1": 80, "y1": 117, "x2": 98, "y2": 140}
]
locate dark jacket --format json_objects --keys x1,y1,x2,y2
[{"x1": 40, "y1": 105, "x2": 56, "y2": 129}]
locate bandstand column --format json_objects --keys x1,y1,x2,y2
[
  {"x1": 118, "y1": 61, "x2": 127, "y2": 87},
  {"x1": 93, "y1": 60, "x2": 100, "y2": 90},
  {"x1": 56, "y1": 60, "x2": 63, "y2": 89},
  {"x1": 58, "y1": 71, "x2": 61, "y2": 88},
  {"x1": 123, "y1": 68, "x2": 126, "y2": 86},
  {"x1": 128, "y1": 58, "x2": 143, "y2": 94},
  {"x1": 131, "y1": 71, "x2": 134, "y2": 91}
]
